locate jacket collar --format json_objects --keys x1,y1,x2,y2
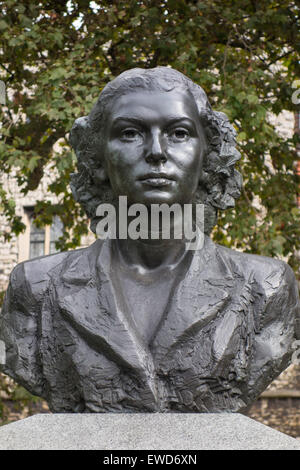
[
  {"x1": 151, "y1": 236, "x2": 233, "y2": 361},
  {"x1": 53, "y1": 239, "x2": 159, "y2": 401},
  {"x1": 52, "y1": 237, "x2": 234, "y2": 376}
]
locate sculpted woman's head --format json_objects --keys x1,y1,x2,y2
[{"x1": 69, "y1": 66, "x2": 242, "y2": 234}]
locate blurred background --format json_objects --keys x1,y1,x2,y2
[{"x1": 0, "y1": 0, "x2": 299, "y2": 437}]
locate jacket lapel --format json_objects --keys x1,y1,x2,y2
[
  {"x1": 52, "y1": 236, "x2": 247, "y2": 395},
  {"x1": 53, "y1": 240, "x2": 156, "y2": 382},
  {"x1": 151, "y1": 237, "x2": 234, "y2": 362}
]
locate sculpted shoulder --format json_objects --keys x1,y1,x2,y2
[
  {"x1": 8, "y1": 246, "x2": 89, "y2": 302},
  {"x1": 214, "y1": 242, "x2": 300, "y2": 337},
  {"x1": 213, "y1": 240, "x2": 300, "y2": 347},
  {"x1": 214, "y1": 242, "x2": 296, "y2": 291}
]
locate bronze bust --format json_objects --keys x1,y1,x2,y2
[{"x1": 0, "y1": 67, "x2": 299, "y2": 413}]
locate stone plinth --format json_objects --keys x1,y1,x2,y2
[{"x1": 0, "y1": 413, "x2": 299, "y2": 450}]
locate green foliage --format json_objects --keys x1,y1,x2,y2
[
  {"x1": 0, "y1": 0, "x2": 299, "y2": 266},
  {"x1": 0, "y1": 0, "x2": 299, "y2": 423},
  {"x1": 0, "y1": 373, "x2": 44, "y2": 425}
]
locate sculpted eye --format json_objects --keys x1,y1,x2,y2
[
  {"x1": 121, "y1": 128, "x2": 141, "y2": 140},
  {"x1": 170, "y1": 128, "x2": 190, "y2": 141}
]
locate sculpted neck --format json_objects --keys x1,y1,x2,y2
[
  {"x1": 115, "y1": 237, "x2": 189, "y2": 270},
  {"x1": 109, "y1": 201, "x2": 199, "y2": 269}
]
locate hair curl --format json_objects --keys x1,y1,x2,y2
[{"x1": 69, "y1": 66, "x2": 242, "y2": 234}]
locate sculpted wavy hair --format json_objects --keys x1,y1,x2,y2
[{"x1": 69, "y1": 67, "x2": 242, "y2": 234}]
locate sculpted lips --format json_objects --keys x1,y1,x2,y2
[{"x1": 138, "y1": 173, "x2": 176, "y2": 187}]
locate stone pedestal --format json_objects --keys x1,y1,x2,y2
[{"x1": 0, "y1": 413, "x2": 299, "y2": 450}]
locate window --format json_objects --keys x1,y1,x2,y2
[
  {"x1": 29, "y1": 214, "x2": 45, "y2": 259},
  {"x1": 18, "y1": 207, "x2": 63, "y2": 262},
  {"x1": 50, "y1": 215, "x2": 64, "y2": 254}
]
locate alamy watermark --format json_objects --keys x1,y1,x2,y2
[
  {"x1": 0, "y1": 80, "x2": 5, "y2": 105},
  {"x1": 95, "y1": 196, "x2": 204, "y2": 250},
  {"x1": 0, "y1": 340, "x2": 5, "y2": 365}
]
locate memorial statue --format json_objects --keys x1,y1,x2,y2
[{"x1": 0, "y1": 67, "x2": 299, "y2": 413}]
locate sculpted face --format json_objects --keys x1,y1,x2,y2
[{"x1": 102, "y1": 89, "x2": 206, "y2": 206}]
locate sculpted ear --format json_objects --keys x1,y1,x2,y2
[
  {"x1": 200, "y1": 110, "x2": 242, "y2": 210},
  {"x1": 69, "y1": 116, "x2": 90, "y2": 152},
  {"x1": 70, "y1": 115, "x2": 109, "y2": 184}
]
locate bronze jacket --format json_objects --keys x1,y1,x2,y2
[{"x1": 0, "y1": 236, "x2": 299, "y2": 413}]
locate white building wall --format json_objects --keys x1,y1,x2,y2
[{"x1": 0, "y1": 166, "x2": 95, "y2": 292}]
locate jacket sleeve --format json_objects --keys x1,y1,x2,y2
[{"x1": 0, "y1": 262, "x2": 46, "y2": 397}]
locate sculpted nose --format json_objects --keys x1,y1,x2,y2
[{"x1": 145, "y1": 130, "x2": 167, "y2": 163}]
